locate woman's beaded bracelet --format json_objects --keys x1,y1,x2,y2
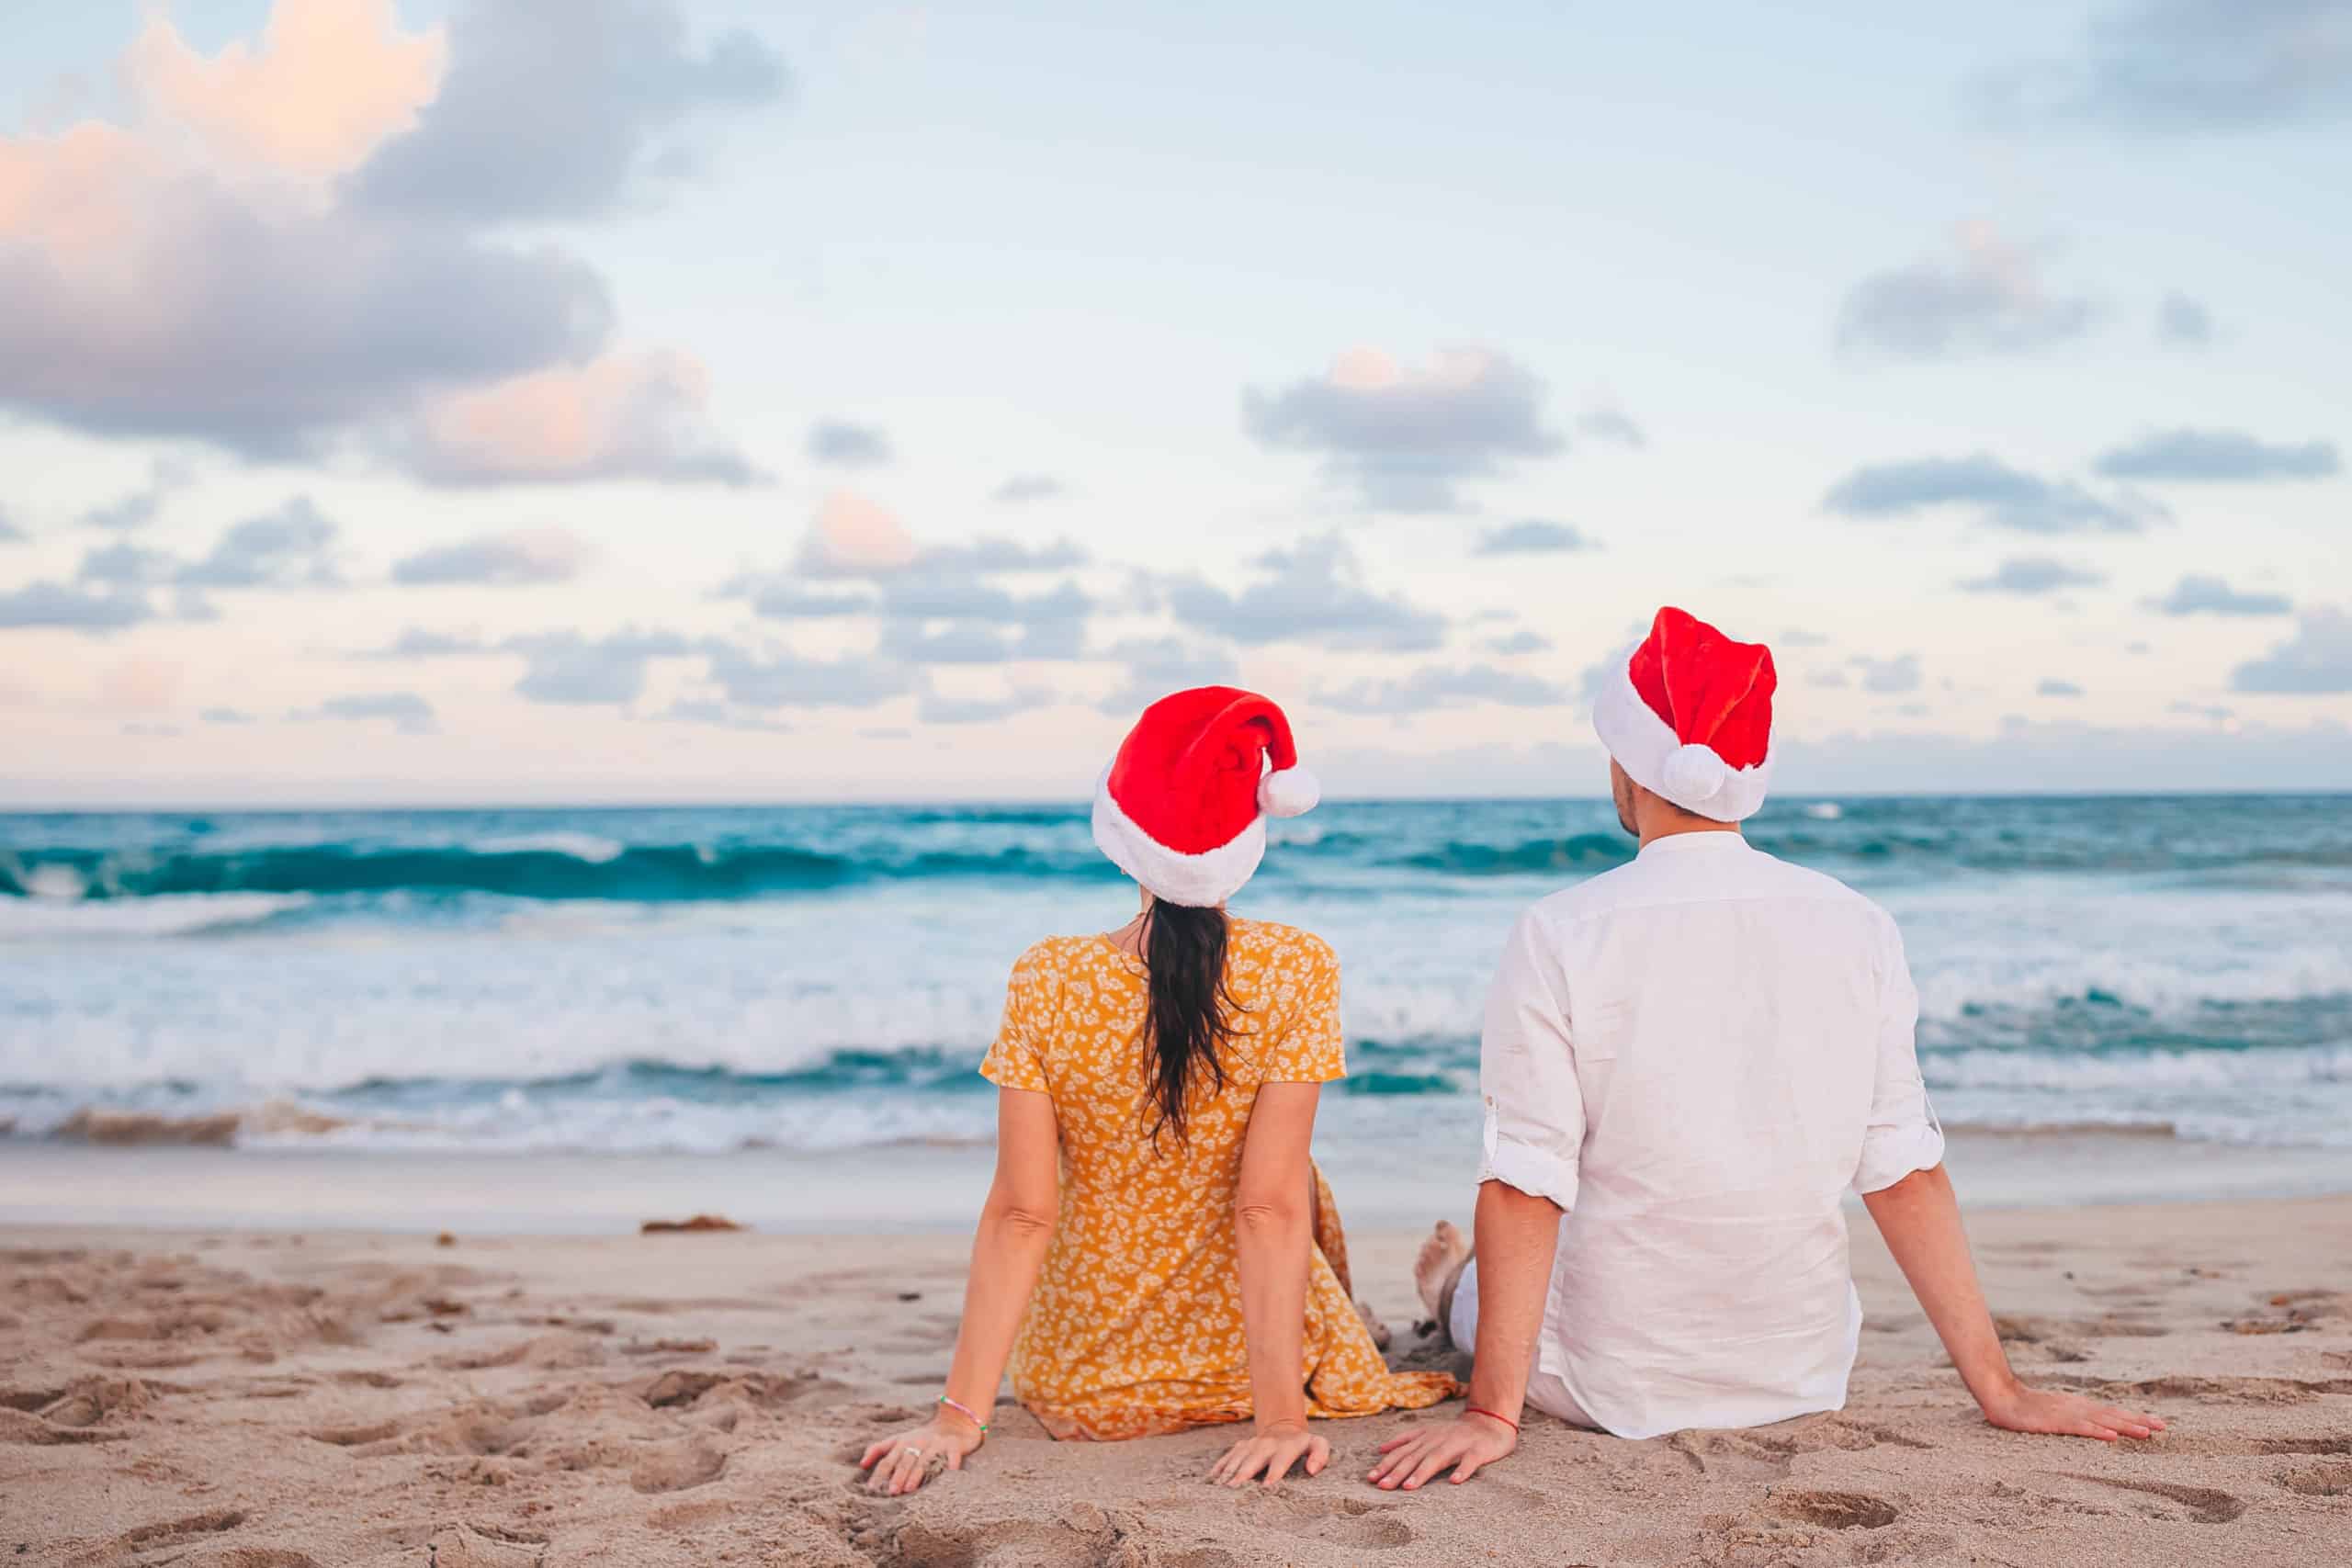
[{"x1": 936, "y1": 1393, "x2": 989, "y2": 1433}]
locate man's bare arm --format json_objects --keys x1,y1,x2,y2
[
  {"x1": 1368, "y1": 1179, "x2": 1560, "y2": 1490},
  {"x1": 1861, "y1": 1164, "x2": 2164, "y2": 1442}
]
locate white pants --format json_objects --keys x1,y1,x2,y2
[{"x1": 1446, "y1": 1258, "x2": 1598, "y2": 1429}]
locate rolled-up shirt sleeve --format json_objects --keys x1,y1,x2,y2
[
  {"x1": 1476, "y1": 908, "x2": 1582, "y2": 1210},
  {"x1": 1852, "y1": 915, "x2": 1946, "y2": 1193}
]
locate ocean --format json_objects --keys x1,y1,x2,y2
[{"x1": 4, "y1": 795, "x2": 2349, "y2": 1201}]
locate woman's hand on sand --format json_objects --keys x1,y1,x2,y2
[
  {"x1": 1208, "y1": 1418, "x2": 1330, "y2": 1488},
  {"x1": 1980, "y1": 1382, "x2": 2165, "y2": 1442},
  {"x1": 1367, "y1": 1412, "x2": 1517, "y2": 1490},
  {"x1": 858, "y1": 1414, "x2": 984, "y2": 1495}
]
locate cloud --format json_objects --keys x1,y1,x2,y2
[
  {"x1": 991, "y1": 474, "x2": 1068, "y2": 503},
  {"x1": 727, "y1": 504, "x2": 1094, "y2": 645},
  {"x1": 0, "y1": 3, "x2": 762, "y2": 481},
  {"x1": 1956, "y1": 556, "x2": 2107, "y2": 595},
  {"x1": 393, "y1": 527, "x2": 590, "y2": 587},
  {"x1": 917, "y1": 688, "x2": 1059, "y2": 725},
  {"x1": 1823, "y1": 454, "x2": 2163, "y2": 533},
  {"x1": 702, "y1": 644, "x2": 915, "y2": 711},
  {"x1": 200, "y1": 707, "x2": 255, "y2": 725},
  {"x1": 0, "y1": 507, "x2": 22, "y2": 543},
  {"x1": 79, "y1": 457, "x2": 194, "y2": 532},
  {"x1": 2168, "y1": 701, "x2": 2235, "y2": 724},
  {"x1": 1316, "y1": 662, "x2": 1570, "y2": 715},
  {"x1": 97, "y1": 656, "x2": 182, "y2": 713},
  {"x1": 126, "y1": 0, "x2": 447, "y2": 176},
  {"x1": 2157, "y1": 292, "x2": 2214, "y2": 346},
  {"x1": 1848, "y1": 653, "x2": 1923, "y2": 694},
  {"x1": 1161, "y1": 536, "x2": 1445, "y2": 652},
  {"x1": 875, "y1": 577, "x2": 1091, "y2": 664},
  {"x1": 807, "y1": 421, "x2": 893, "y2": 467},
  {"x1": 2232, "y1": 606, "x2": 2352, "y2": 694},
  {"x1": 361, "y1": 626, "x2": 493, "y2": 659},
  {"x1": 2038, "y1": 678, "x2": 2086, "y2": 697},
  {"x1": 2146, "y1": 574, "x2": 2293, "y2": 616},
  {"x1": 1487, "y1": 629, "x2": 1553, "y2": 655},
  {"x1": 1836, "y1": 223, "x2": 2098, "y2": 359},
  {"x1": 1575, "y1": 407, "x2": 1646, "y2": 448},
  {"x1": 399, "y1": 350, "x2": 757, "y2": 487},
  {"x1": 2091, "y1": 427, "x2": 2340, "y2": 482},
  {"x1": 294, "y1": 691, "x2": 436, "y2": 732},
  {"x1": 796, "y1": 491, "x2": 918, "y2": 577},
  {"x1": 729, "y1": 581, "x2": 875, "y2": 619},
  {"x1": 508, "y1": 629, "x2": 693, "y2": 705},
  {"x1": 1242, "y1": 346, "x2": 1564, "y2": 512},
  {"x1": 183, "y1": 498, "x2": 345, "y2": 589},
  {"x1": 348, "y1": 0, "x2": 787, "y2": 222},
  {"x1": 0, "y1": 118, "x2": 612, "y2": 458},
  {"x1": 1473, "y1": 520, "x2": 1597, "y2": 556},
  {"x1": 1973, "y1": 0, "x2": 2352, "y2": 134},
  {"x1": 1093, "y1": 637, "x2": 1241, "y2": 715},
  {"x1": 0, "y1": 581, "x2": 155, "y2": 632}
]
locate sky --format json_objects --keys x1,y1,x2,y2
[{"x1": 2, "y1": 0, "x2": 2347, "y2": 807}]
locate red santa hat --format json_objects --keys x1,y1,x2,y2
[
  {"x1": 1091, "y1": 686, "x2": 1320, "y2": 907},
  {"x1": 1591, "y1": 606, "x2": 1777, "y2": 821}
]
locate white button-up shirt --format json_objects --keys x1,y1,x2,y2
[{"x1": 1476, "y1": 830, "x2": 1944, "y2": 1439}]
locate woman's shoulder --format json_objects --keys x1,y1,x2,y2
[{"x1": 1228, "y1": 917, "x2": 1337, "y2": 973}]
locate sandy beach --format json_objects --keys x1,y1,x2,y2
[{"x1": 5, "y1": 1195, "x2": 2348, "y2": 1567}]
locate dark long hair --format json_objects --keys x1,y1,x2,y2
[{"x1": 1141, "y1": 901, "x2": 1244, "y2": 1144}]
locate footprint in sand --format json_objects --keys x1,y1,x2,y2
[
  {"x1": 629, "y1": 1436, "x2": 727, "y2": 1493},
  {"x1": 62, "y1": 1506, "x2": 247, "y2": 1567},
  {"x1": 2278, "y1": 1461, "x2": 2352, "y2": 1497},
  {"x1": 1239, "y1": 1491, "x2": 1416, "y2": 1551},
  {"x1": 1761, "y1": 1489, "x2": 1899, "y2": 1529},
  {"x1": 2064, "y1": 1474, "x2": 2246, "y2": 1524}
]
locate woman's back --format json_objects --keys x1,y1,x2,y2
[{"x1": 983, "y1": 917, "x2": 1452, "y2": 1438}]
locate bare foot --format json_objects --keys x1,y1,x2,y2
[
  {"x1": 1356, "y1": 1298, "x2": 1392, "y2": 1350},
  {"x1": 1414, "y1": 1220, "x2": 1469, "y2": 1323}
]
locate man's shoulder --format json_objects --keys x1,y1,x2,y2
[{"x1": 1520, "y1": 846, "x2": 1896, "y2": 933}]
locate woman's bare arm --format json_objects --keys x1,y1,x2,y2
[
  {"x1": 1210, "y1": 1080, "x2": 1329, "y2": 1487},
  {"x1": 861, "y1": 1087, "x2": 1060, "y2": 1494}
]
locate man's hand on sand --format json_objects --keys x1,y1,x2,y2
[
  {"x1": 1981, "y1": 1381, "x2": 2165, "y2": 1442},
  {"x1": 1207, "y1": 1417, "x2": 1330, "y2": 1488},
  {"x1": 857, "y1": 1414, "x2": 984, "y2": 1495},
  {"x1": 1366, "y1": 1412, "x2": 1517, "y2": 1490}
]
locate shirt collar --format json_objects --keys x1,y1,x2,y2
[{"x1": 1636, "y1": 829, "x2": 1751, "y2": 858}]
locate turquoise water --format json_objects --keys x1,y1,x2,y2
[{"x1": 2, "y1": 795, "x2": 2346, "y2": 1159}]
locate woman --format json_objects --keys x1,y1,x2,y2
[{"x1": 860, "y1": 687, "x2": 1458, "y2": 1495}]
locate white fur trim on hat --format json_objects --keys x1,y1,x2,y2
[
  {"x1": 1257, "y1": 764, "x2": 1319, "y2": 818},
  {"x1": 1590, "y1": 650, "x2": 1772, "y2": 822},
  {"x1": 1091, "y1": 766, "x2": 1267, "y2": 907}
]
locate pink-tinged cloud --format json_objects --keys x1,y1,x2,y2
[
  {"x1": 799, "y1": 492, "x2": 919, "y2": 577},
  {"x1": 0, "y1": 1, "x2": 768, "y2": 480},
  {"x1": 401, "y1": 351, "x2": 757, "y2": 487},
  {"x1": 0, "y1": 115, "x2": 607, "y2": 455},
  {"x1": 126, "y1": 0, "x2": 447, "y2": 177},
  {"x1": 98, "y1": 657, "x2": 183, "y2": 713}
]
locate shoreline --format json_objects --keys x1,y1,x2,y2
[
  {"x1": 7, "y1": 1201, "x2": 2350, "y2": 1564},
  {"x1": 5, "y1": 1126, "x2": 2349, "y2": 1238}
]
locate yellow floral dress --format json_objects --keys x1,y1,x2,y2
[{"x1": 980, "y1": 917, "x2": 1462, "y2": 1440}]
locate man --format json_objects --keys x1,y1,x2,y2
[{"x1": 1370, "y1": 607, "x2": 2163, "y2": 1491}]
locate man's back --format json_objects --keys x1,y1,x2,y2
[{"x1": 1477, "y1": 831, "x2": 1944, "y2": 1438}]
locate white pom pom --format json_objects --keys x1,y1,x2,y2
[
  {"x1": 1661, "y1": 742, "x2": 1728, "y2": 803},
  {"x1": 1258, "y1": 764, "x2": 1320, "y2": 818}
]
